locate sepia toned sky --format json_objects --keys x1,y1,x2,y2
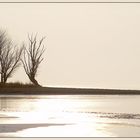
[{"x1": 0, "y1": 3, "x2": 140, "y2": 89}]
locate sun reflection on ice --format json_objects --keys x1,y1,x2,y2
[
  {"x1": 12, "y1": 109, "x2": 114, "y2": 137},
  {"x1": 17, "y1": 121, "x2": 114, "y2": 137},
  {"x1": 0, "y1": 95, "x2": 115, "y2": 137}
]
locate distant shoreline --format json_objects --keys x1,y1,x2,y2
[{"x1": 0, "y1": 87, "x2": 140, "y2": 95}]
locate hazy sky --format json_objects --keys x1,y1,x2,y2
[{"x1": 0, "y1": 3, "x2": 140, "y2": 89}]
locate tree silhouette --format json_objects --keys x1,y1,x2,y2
[
  {"x1": 0, "y1": 30, "x2": 23, "y2": 84},
  {"x1": 22, "y1": 34, "x2": 45, "y2": 86}
]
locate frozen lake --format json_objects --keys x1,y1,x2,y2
[{"x1": 0, "y1": 94, "x2": 140, "y2": 137}]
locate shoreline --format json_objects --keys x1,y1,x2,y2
[{"x1": 0, "y1": 87, "x2": 140, "y2": 95}]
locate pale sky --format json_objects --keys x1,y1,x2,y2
[{"x1": 0, "y1": 3, "x2": 140, "y2": 89}]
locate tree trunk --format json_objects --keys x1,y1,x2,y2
[
  {"x1": 1, "y1": 73, "x2": 8, "y2": 84},
  {"x1": 1, "y1": 73, "x2": 4, "y2": 84},
  {"x1": 3, "y1": 76, "x2": 7, "y2": 84},
  {"x1": 1, "y1": 74, "x2": 3, "y2": 83},
  {"x1": 29, "y1": 76, "x2": 41, "y2": 87}
]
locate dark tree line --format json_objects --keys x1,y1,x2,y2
[{"x1": 0, "y1": 30, "x2": 46, "y2": 86}]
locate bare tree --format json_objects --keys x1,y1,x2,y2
[
  {"x1": 22, "y1": 34, "x2": 45, "y2": 86},
  {"x1": 0, "y1": 30, "x2": 23, "y2": 84}
]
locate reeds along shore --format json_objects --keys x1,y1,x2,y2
[{"x1": 0, "y1": 83, "x2": 140, "y2": 95}]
